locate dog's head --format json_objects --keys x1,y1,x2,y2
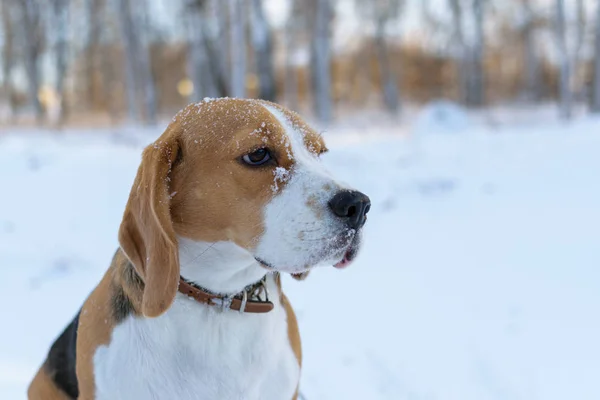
[{"x1": 119, "y1": 99, "x2": 370, "y2": 317}]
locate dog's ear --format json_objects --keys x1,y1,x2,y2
[
  {"x1": 291, "y1": 272, "x2": 310, "y2": 281},
  {"x1": 118, "y1": 130, "x2": 181, "y2": 318}
]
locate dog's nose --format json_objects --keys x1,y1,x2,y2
[{"x1": 328, "y1": 190, "x2": 371, "y2": 230}]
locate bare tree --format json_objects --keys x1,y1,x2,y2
[
  {"x1": 50, "y1": 0, "x2": 71, "y2": 125},
  {"x1": 573, "y1": 0, "x2": 586, "y2": 73},
  {"x1": 116, "y1": 0, "x2": 140, "y2": 122},
  {"x1": 554, "y1": 0, "x2": 572, "y2": 119},
  {"x1": 468, "y1": 0, "x2": 485, "y2": 106},
  {"x1": 1, "y1": 0, "x2": 16, "y2": 121},
  {"x1": 137, "y1": 4, "x2": 157, "y2": 125},
  {"x1": 449, "y1": 0, "x2": 485, "y2": 107},
  {"x1": 84, "y1": 0, "x2": 104, "y2": 109},
  {"x1": 362, "y1": 0, "x2": 403, "y2": 113},
  {"x1": 2, "y1": 0, "x2": 592, "y2": 123},
  {"x1": 209, "y1": 0, "x2": 230, "y2": 96},
  {"x1": 310, "y1": 0, "x2": 334, "y2": 123},
  {"x1": 520, "y1": 0, "x2": 541, "y2": 102},
  {"x1": 185, "y1": 0, "x2": 229, "y2": 98},
  {"x1": 250, "y1": 0, "x2": 275, "y2": 101},
  {"x1": 97, "y1": 3, "x2": 122, "y2": 123},
  {"x1": 185, "y1": 0, "x2": 215, "y2": 101},
  {"x1": 17, "y1": 0, "x2": 45, "y2": 123},
  {"x1": 421, "y1": 0, "x2": 455, "y2": 99},
  {"x1": 228, "y1": 0, "x2": 246, "y2": 98},
  {"x1": 571, "y1": 0, "x2": 585, "y2": 103},
  {"x1": 116, "y1": 0, "x2": 157, "y2": 124},
  {"x1": 283, "y1": 0, "x2": 303, "y2": 111},
  {"x1": 592, "y1": 0, "x2": 600, "y2": 113},
  {"x1": 449, "y1": 0, "x2": 468, "y2": 104}
]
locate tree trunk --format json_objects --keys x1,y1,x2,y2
[
  {"x1": 136, "y1": 4, "x2": 157, "y2": 125},
  {"x1": 116, "y1": 0, "x2": 140, "y2": 123},
  {"x1": 115, "y1": 0, "x2": 158, "y2": 124},
  {"x1": 210, "y1": 0, "x2": 230, "y2": 97},
  {"x1": 250, "y1": 0, "x2": 275, "y2": 101},
  {"x1": 284, "y1": 21, "x2": 298, "y2": 110},
  {"x1": 20, "y1": 0, "x2": 44, "y2": 124},
  {"x1": 555, "y1": 0, "x2": 572, "y2": 120},
  {"x1": 100, "y1": 50, "x2": 119, "y2": 124},
  {"x1": 449, "y1": 0, "x2": 468, "y2": 105},
  {"x1": 374, "y1": 16, "x2": 400, "y2": 113},
  {"x1": 522, "y1": 0, "x2": 540, "y2": 102},
  {"x1": 200, "y1": 25, "x2": 228, "y2": 98},
  {"x1": 311, "y1": 0, "x2": 333, "y2": 123},
  {"x1": 186, "y1": 13, "x2": 208, "y2": 101},
  {"x1": 98, "y1": 6, "x2": 119, "y2": 124},
  {"x1": 592, "y1": 0, "x2": 600, "y2": 113},
  {"x1": 284, "y1": 0, "x2": 302, "y2": 111},
  {"x1": 186, "y1": 2, "x2": 218, "y2": 101},
  {"x1": 1, "y1": 0, "x2": 15, "y2": 122},
  {"x1": 572, "y1": 0, "x2": 585, "y2": 102},
  {"x1": 52, "y1": 0, "x2": 70, "y2": 125},
  {"x1": 468, "y1": 0, "x2": 485, "y2": 107},
  {"x1": 85, "y1": 0, "x2": 103, "y2": 109},
  {"x1": 523, "y1": 28, "x2": 540, "y2": 101},
  {"x1": 229, "y1": 0, "x2": 246, "y2": 98}
]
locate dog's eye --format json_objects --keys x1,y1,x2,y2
[{"x1": 242, "y1": 148, "x2": 272, "y2": 166}]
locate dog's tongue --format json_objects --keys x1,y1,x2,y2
[{"x1": 334, "y1": 254, "x2": 352, "y2": 269}]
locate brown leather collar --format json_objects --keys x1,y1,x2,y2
[{"x1": 178, "y1": 276, "x2": 274, "y2": 313}]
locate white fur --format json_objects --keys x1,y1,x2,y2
[
  {"x1": 178, "y1": 237, "x2": 267, "y2": 294},
  {"x1": 254, "y1": 104, "x2": 354, "y2": 273},
  {"x1": 93, "y1": 240, "x2": 299, "y2": 400}
]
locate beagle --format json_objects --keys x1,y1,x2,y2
[{"x1": 27, "y1": 98, "x2": 370, "y2": 400}]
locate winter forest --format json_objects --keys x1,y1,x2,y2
[{"x1": 1, "y1": 0, "x2": 600, "y2": 126}]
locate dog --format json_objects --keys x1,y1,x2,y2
[{"x1": 27, "y1": 98, "x2": 370, "y2": 400}]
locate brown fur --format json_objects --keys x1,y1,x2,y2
[
  {"x1": 28, "y1": 251, "x2": 140, "y2": 400},
  {"x1": 283, "y1": 294, "x2": 302, "y2": 400},
  {"x1": 27, "y1": 366, "x2": 71, "y2": 400},
  {"x1": 76, "y1": 251, "x2": 143, "y2": 399},
  {"x1": 75, "y1": 270, "x2": 114, "y2": 399},
  {"x1": 284, "y1": 294, "x2": 302, "y2": 365},
  {"x1": 29, "y1": 99, "x2": 322, "y2": 399},
  {"x1": 275, "y1": 272, "x2": 303, "y2": 400}
]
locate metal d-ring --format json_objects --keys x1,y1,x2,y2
[
  {"x1": 240, "y1": 290, "x2": 248, "y2": 313},
  {"x1": 261, "y1": 277, "x2": 270, "y2": 303}
]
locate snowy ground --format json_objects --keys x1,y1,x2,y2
[{"x1": 1, "y1": 110, "x2": 599, "y2": 399}]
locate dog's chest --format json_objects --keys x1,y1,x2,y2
[{"x1": 92, "y1": 292, "x2": 299, "y2": 400}]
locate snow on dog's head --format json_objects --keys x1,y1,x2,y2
[{"x1": 118, "y1": 98, "x2": 370, "y2": 315}]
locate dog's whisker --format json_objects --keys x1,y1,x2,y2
[{"x1": 182, "y1": 242, "x2": 217, "y2": 268}]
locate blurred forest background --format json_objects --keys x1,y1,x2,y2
[{"x1": 1, "y1": 0, "x2": 600, "y2": 127}]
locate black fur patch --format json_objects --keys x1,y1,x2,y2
[
  {"x1": 111, "y1": 285, "x2": 134, "y2": 323},
  {"x1": 122, "y1": 260, "x2": 144, "y2": 293},
  {"x1": 111, "y1": 260, "x2": 143, "y2": 322},
  {"x1": 45, "y1": 312, "x2": 80, "y2": 399}
]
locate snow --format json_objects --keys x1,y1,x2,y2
[
  {"x1": 1, "y1": 113, "x2": 600, "y2": 399},
  {"x1": 272, "y1": 166, "x2": 291, "y2": 192},
  {"x1": 412, "y1": 100, "x2": 471, "y2": 136}
]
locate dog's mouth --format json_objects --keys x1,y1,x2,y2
[
  {"x1": 329, "y1": 228, "x2": 361, "y2": 269},
  {"x1": 333, "y1": 243, "x2": 359, "y2": 269},
  {"x1": 254, "y1": 256, "x2": 277, "y2": 271},
  {"x1": 255, "y1": 230, "x2": 362, "y2": 272}
]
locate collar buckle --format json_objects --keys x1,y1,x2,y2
[{"x1": 179, "y1": 275, "x2": 275, "y2": 314}]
